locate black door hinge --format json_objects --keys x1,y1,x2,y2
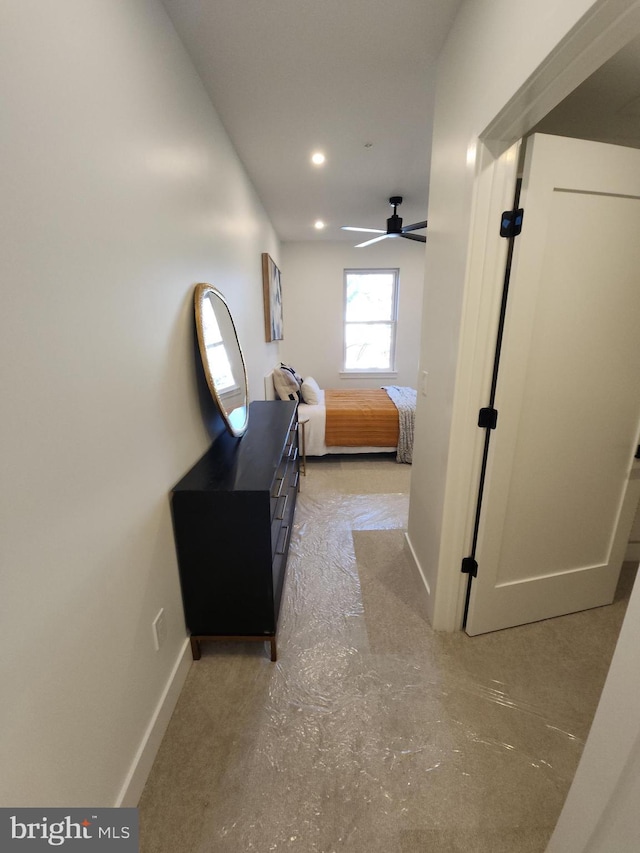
[
  {"x1": 478, "y1": 407, "x2": 498, "y2": 429},
  {"x1": 461, "y1": 557, "x2": 478, "y2": 577},
  {"x1": 500, "y1": 208, "x2": 524, "y2": 238}
]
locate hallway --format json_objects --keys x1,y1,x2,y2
[{"x1": 139, "y1": 456, "x2": 636, "y2": 852}]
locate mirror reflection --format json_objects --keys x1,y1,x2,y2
[{"x1": 194, "y1": 283, "x2": 249, "y2": 437}]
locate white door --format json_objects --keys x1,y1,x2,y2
[{"x1": 466, "y1": 133, "x2": 640, "y2": 636}]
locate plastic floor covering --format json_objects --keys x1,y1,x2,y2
[{"x1": 139, "y1": 455, "x2": 636, "y2": 852}]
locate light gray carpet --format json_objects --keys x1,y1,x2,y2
[{"x1": 139, "y1": 455, "x2": 636, "y2": 852}]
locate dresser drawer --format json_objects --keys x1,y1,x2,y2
[
  {"x1": 270, "y1": 436, "x2": 299, "y2": 519},
  {"x1": 272, "y1": 521, "x2": 292, "y2": 620},
  {"x1": 171, "y1": 400, "x2": 298, "y2": 661}
]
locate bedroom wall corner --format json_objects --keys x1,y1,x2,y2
[{"x1": 280, "y1": 240, "x2": 424, "y2": 389}]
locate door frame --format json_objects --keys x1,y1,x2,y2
[{"x1": 434, "y1": 0, "x2": 640, "y2": 634}]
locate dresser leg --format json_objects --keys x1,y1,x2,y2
[
  {"x1": 190, "y1": 637, "x2": 201, "y2": 660},
  {"x1": 269, "y1": 637, "x2": 277, "y2": 662}
]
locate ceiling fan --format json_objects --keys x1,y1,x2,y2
[{"x1": 342, "y1": 196, "x2": 427, "y2": 248}]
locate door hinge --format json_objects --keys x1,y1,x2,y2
[
  {"x1": 478, "y1": 407, "x2": 498, "y2": 429},
  {"x1": 500, "y1": 208, "x2": 524, "y2": 238},
  {"x1": 461, "y1": 557, "x2": 478, "y2": 577}
]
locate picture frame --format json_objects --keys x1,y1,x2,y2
[{"x1": 261, "y1": 253, "x2": 283, "y2": 342}]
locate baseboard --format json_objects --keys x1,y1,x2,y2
[
  {"x1": 115, "y1": 638, "x2": 192, "y2": 807},
  {"x1": 404, "y1": 530, "x2": 431, "y2": 597},
  {"x1": 625, "y1": 542, "x2": 640, "y2": 562}
]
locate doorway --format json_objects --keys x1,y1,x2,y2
[
  {"x1": 446, "y1": 25, "x2": 640, "y2": 634},
  {"x1": 464, "y1": 132, "x2": 640, "y2": 635}
]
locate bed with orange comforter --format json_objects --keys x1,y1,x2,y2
[
  {"x1": 324, "y1": 389, "x2": 400, "y2": 448},
  {"x1": 266, "y1": 370, "x2": 416, "y2": 462}
]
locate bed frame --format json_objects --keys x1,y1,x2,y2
[{"x1": 264, "y1": 372, "x2": 397, "y2": 457}]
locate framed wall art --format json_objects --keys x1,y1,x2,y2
[{"x1": 262, "y1": 253, "x2": 283, "y2": 342}]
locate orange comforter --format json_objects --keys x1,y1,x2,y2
[{"x1": 324, "y1": 389, "x2": 399, "y2": 447}]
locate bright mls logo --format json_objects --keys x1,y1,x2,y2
[{"x1": 1, "y1": 809, "x2": 138, "y2": 850}]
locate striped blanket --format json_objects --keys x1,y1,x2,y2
[{"x1": 382, "y1": 386, "x2": 416, "y2": 463}]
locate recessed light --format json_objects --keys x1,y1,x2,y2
[
  {"x1": 314, "y1": 220, "x2": 326, "y2": 230},
  {"x1": 311, "y1": 151, "x2": 326, "y2": 166}
]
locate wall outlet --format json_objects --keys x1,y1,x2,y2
[
  {"x1": 152, "y1": 608, "x2": 166, "y2": 651},
  {"x1": 421, "y1": 370, "x2": 429, "y2": 398}
]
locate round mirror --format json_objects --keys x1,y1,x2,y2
[{"x1": 194, "y1": 283, "x2": 249, "y2": 437}]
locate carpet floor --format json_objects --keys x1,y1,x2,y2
[{"x1": 139, "y1": 454, "x2": 636, "y2": 852}]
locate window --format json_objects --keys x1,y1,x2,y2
[
  {"x1": 201, "y1": 297, "x2": 237, "y2": 392},
  {"x1": 343, "y1": 268, "x2": 399, "y2": 372}
]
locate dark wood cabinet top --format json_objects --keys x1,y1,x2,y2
[{"x1": 172, "y1": 400, "x2": 297, "y2": 493}]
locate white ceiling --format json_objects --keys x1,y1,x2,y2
[{"x1": 161, "y1": 0, "x2": 463, "y2": 243}]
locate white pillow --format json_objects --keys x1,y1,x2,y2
[
  {"x1": 301, "y1": 376, "x2": 321, "y2": 405},
  {"x1": 273, "y1": 366, "x2": 301, "y2": 401},
  {"x1": 280, "y1": 362, "x2": 302, "y2": 385}
]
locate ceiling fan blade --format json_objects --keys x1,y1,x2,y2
[
  {"x1": 355, "y1": 234, "x2": 390, "y2": 248},
  {"x1": 402, "y1": 220, "x2": 428, "y2": 233},
  {"x1": 341, "y1": 226, "x2": 386, "y2": 234},
  {"x1": 400, "y1": 232, "x2": 426, "y2": 243}
]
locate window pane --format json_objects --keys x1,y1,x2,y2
[
  {"x1": 201, "y1": 298, "x2": 223, "y2": 344},
  {"x1": 345, "y1": 273, "x2": 395, "y2": 322},
  {"x1": 202, "y1": 299, "x2": 236, "y2": 390},
  {"x1": 207, "y1": 342, "x2": 235, "y2": 392},
  {"x1": 345, "y1": 323, "x2": 392, "y2": 369}
]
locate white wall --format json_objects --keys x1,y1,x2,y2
[
  {"x1": 407, "y1": 0, "x2": 640, "y2": 849},
  {"x1": 280, "y1": 241, "x2": 425, "y2": 389},
  {"x1": 625, "y1": 501, "x2": 640, "y2": 561},
  {"x1": 0, "y1": 0, "x2": 280, "y2": 806},
  {"x1": 546, "y1": 559, "x2": 640, "y2": 851},
  {"x1": 407, "y1": 0, "x2": 607, "y2": 628}
]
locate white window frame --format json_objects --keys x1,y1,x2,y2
[{"x1": 342, "y1": 268, "x2": 399, "y2": 376}]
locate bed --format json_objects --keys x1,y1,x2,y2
[{"x1": 265, "y1": 367, "x2": 416, "y2": 463}]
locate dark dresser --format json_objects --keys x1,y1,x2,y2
[{"x1": 171, "y1": 400, "x2": 299, "y2": 661}]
